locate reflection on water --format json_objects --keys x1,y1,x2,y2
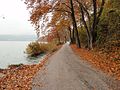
[{"x1": 0, "y1": 41, "x2": 45, "y2": 69}]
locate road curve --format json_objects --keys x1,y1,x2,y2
[{"x1": 32, "y1": 43, "x2": 120, "y2": 90}]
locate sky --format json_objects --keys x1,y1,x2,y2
[{"x1": 0, "y1": 0, "x2": 35, "y2": 35}]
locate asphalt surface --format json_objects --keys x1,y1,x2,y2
[{"x1": 32, "y1": 43, "x2": 120, "y2": 90}]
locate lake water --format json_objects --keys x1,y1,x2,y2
[{"x1": 0, "y1": 41, "x2": 45, "y2": 69}]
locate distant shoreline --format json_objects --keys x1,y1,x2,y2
[{"x1": 0, "y1": 35, "x2": 37, "y2": 41}]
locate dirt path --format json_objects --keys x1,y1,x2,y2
[{"x1": 32, "y1": 44, "x2": 120, "y2": 90}]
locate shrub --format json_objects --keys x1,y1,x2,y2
[
  {"x1": 8, "y1": 64, "x2": 23, "y2": 69},
  {"x1": 96, "y1": 10, "x2": 120, "y2": 49},
  {"x1": 26, "y1": 42, "x2": 42, "y2": 56},
  {"x1": 25, "y1": 41, "x2": 57, "y2": 57}
]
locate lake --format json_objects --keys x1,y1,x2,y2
[{"x1": 0, "y1": 41, "x2": 45, "y2": 69}]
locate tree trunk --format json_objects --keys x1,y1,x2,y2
[
  {"x1": 70, "y1": 0, "x2": 81, "y2": 48},
  {"x1": 91, "y1": 0, "x2": 105, "y2": 43},
  {"x1": 96, "y1": 0, "x2": 105, "y2": 25},
  {"x1": 80, "y1": 4, "x2": 93, "y2": 49},
  {"x1": 76, "y1": 0, "x2": 105, "y2": 49},
  {"x1": 72, "y1": 25, "x2": 76, "y2": 43},
  {"x1": 68, "y1": 26, "x2": 73, "y2": 44},
  {"x1": 91, "y1": 0, "x2": 97, "y2": 43},
  {"x1": 56, "y1": 31, "x2": 61, "y2": 44}
]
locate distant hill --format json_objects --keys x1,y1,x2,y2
[{"x1": 0, "y1": 35, "x2": 37, "y2": 41}]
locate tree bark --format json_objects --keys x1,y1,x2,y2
[
  {"x1": 91, "y1": 0, "x2": 105, "y2": 43},
  {"x1": 76, "y1": 0, "x2": 105, "y2": 49},
  {"x1": 56, "y1": 31, "x2": 61, "y2": 44},
  {"x1": 70, "y1": 0, "x2": 81, "y2": 48},
  {"x1": 80, "y1": 4, "x2": 93, "y2": 49},
  {"x1": 91, "y1": 0, "x2": 97, "y2": 43},
  {"x1": 68, "y1": 26, "x2": 73, "y2": 44},
  {"x1": 96, "y1": 0, "x2": 105, "y2": 25},
  {"x1": 72, "y1": 24, "x2": 76, "y2": 43}
]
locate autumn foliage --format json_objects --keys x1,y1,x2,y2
[
  {"x1": 71, "y1": 44, "x2": 120, "y2": 80},
  {"x1": 26, "y1": 41, "x2": 57, "y2": 56},
  {"x1": 23, "y1": 0, "x2": 120, "y2": 79}
]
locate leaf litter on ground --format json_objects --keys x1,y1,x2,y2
[{"x1": 71, "y1": 44, "x2": 120, "y2": 80}]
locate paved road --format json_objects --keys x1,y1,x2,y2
[{"x1": 32, "y1": 44, "x2": 120, "y2": 90}]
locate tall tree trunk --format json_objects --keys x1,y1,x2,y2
[
  {"x1": 76, "y1": 0, "x2": 105, "y2": 49},
  {"x1": 91, "y1": 0, "x2": 105, "y2": 43},
  {"x1": 80, "y1": 4, "x2": 93, "y2": 49},
  {"x1": 68, "y1": 26, "x2": 73, "y2": 44},
  {"x1": 91, "y1": 0, "x2": 97, "y2": 43},
  {"x1": 56, "y1": 31, "x2": 61, "y2": 44},
  {"x1": 70, "y1": 0, "x2": 81, "y2": 48},
  {"x1": 72, "y1": 24, "x2": 76, "y2": 43},
  {"x1": 96, "y1": 0, "x2": 105, "y2": 25}
]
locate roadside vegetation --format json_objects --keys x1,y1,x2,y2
[
  {"x1": 23, "y1": 0, "x2": 120, "y2": 79},
  {"x1": 23, "y1": 0, "x2": 119, "y2": 61},
  {"x1": 26, "y1": 41, "x2": 57, "y2": 57}
]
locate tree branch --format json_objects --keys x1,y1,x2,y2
[
  {"x1": 75, "y1": 0, "x2": 91, "y2": 30},
  {"x1": 96, "y1": 0, "x2": 105, "y2": 24},
  {"x1": 61, "y1": 2, "x2": 71, "y2": 10},
  {"x1": 53, "y1": 7, "x2": 72, "y2": 14}
]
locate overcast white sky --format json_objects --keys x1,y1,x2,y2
[{"x1": 0, "y1": 0, "x2": 35, "y2": 35}]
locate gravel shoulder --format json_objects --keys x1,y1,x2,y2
[{"x1": 32, "y1": 43, "x2": 120, "y2": 90}]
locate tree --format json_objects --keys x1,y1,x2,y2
[
  {"x1": 24, "y1": 0, "x2": 105, "y2": 50},
  {"x1": 47, "y1": 11, "x2": 70, "y2": 44},
  {"x1": 75, "y1": 0, "x2": 105, "y2": 49},
  {"x1": 24, "y1": 0, "x2": 82, "y2": 47},
  {"x1": 70, "y1": 0, "x2": 81, "y2": 48},
  {"x1": 24, "y1": 0, "x2": 52, "y2": 37}
]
